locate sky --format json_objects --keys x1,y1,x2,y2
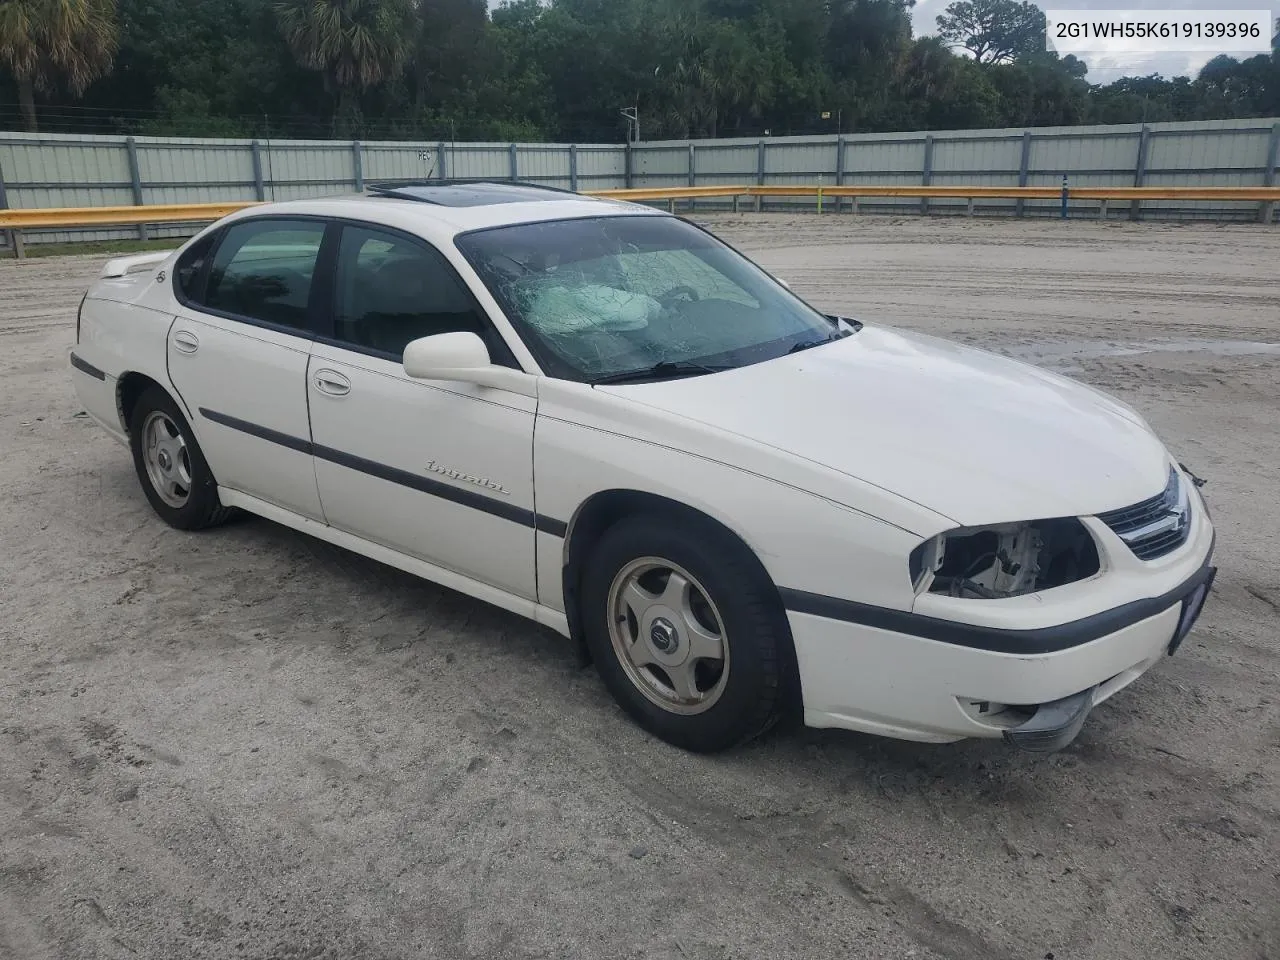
[
  {"x1": 484, "y1": 0, "x2": 1276, "y2": 85},
  {"x1": 910, "y1": 0, "x2": 1278, "y2": 82}
]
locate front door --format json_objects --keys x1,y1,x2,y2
[
  {"x1": 168, "y1": 217, "x2": 328, "y2": 520},
  {"x1": 305, "y1": 223, "x2": 538, "y2": 600}
]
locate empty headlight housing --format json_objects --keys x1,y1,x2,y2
[{"x1": 909, "y1": 518, "x2": 1100, "y2": 599}]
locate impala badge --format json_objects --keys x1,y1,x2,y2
[{"x1": 426, "y1": 460, "x2": 509, "y2": 496}]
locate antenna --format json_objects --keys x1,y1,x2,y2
[
  {"x1": 419, "y1": 148, "x2": 437, "y2": 180},
  {"x1": 620, "y1": 106, "x2": 640, "y2": 144}
]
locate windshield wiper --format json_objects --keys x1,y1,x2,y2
[
  {"x1": 591, "y1": 360, "x2": 734, "y2": 386},
  {"x1": 787, "y1": 326, "x2": 859, "y2": 356},
  {"x1": 787, "y1": 339, "x2": 827, "y2": 355},
  {"x1": 787, "y1": 335, "x2": 841, "y2": 355}
]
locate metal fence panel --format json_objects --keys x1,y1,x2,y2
[
  {"x1": 771, "y1": 140, "x2": 840, "y2": 178},
  {"x1": 1029, "y1": 130, "x2": 1141, "y2": 177},
  {"x1": 3, "y1": 118, "x2": 1279, "y2": 248},
  {"x1": 634, "y1": 146, "x2": 689, "y2": 178},
  {"x1": 138, "y1": 140, "x2": 257, "y2": 204},
  {"x1": 933, "y1": 137, "x2": 1022, "y2": 177},
  {"x1": 448, "y1": 144, "x2": 520, "y2": 181},
  {"x1": 843, "y1": 138, "x2": 926, "y2": 176},
  {"x1": 1149, "y1": 127, "x2": 1272, "y2": 181},
  {"x1": 261, "y1": 142, "x2": 354, "y2": 196},
  {"x1": 0, "y1": 134, "x2": 132, "y2": 231},
  {"x1": 693, "y1": 143, "x2": 757, "y2": 177},
  {"x1": 515, "y1": 146, "x2": 573, "y2": 185},
  {"x1": 361, "y1": 142, "x2": 444, "y2": 183},
  {"x1": 574, "y1": 145, "x2": 626, "y2": 186}
]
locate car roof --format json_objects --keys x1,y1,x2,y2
[{"x1": 223, "y1": 181, "x2": 663, "y2": 240}]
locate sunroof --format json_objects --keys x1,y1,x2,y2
[{"x1": 367, "y1": 181, "x2": 573, "y2": 207}]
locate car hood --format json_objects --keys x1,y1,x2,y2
[{"x1": 597, "y1": 326, "x2": 1172, "y2": 526}]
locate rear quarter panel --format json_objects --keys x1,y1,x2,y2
[{"x1": 74, "y1": 263, "x2": 184, "y2": 433}]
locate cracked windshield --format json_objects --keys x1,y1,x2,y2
[{"x1": 456, "y1": 215, "x2": 842, "y2": 382}]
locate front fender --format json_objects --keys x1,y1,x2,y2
[{"x1": 534, "y1": 397, "x2": 926, "y2": 616}]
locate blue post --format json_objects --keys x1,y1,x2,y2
[{"x1": 1060, "y1": 175, "x2": 1069, "y2": 219}]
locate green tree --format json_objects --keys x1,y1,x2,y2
[
  {"x1": 79, "y1": 0, "x2": 318, "y2": 137},
  {"x1": 989, "y1": 51, "x2": 1089, "y2": 126},
  {"x1": 1088, "y1": 74, "x2": 1190, "y2": 124},
  {"x1": 412, "y1": 0, "x2": 487, "y2": 110},
  {"x1": 0, "y1": 0, "x2": 118, "y2": 131},
  {"x1": 894, "y1": 36, "x2": 1001, "y2": 129},
  {"x1": 825, "y1": 0, "x2": 914, "y2": 130},
  {"x1": 936, "y1": 0, "x2": 1045, "y2": 64},
  {"x1": 652, "y1": 7, "x2": 774, "y2": 137},
  {"x1": 275, "y1": 0, "x2": 415, "y2": 133},
  {"x1": 1195, "y1": 53, "x2": 1279, "y2": 118},
  {"x1": 400, "y1": 0, "x2": 554, "y2": 140},
  {"x1": 7, "y1": 0, "x2": 1280, "y2": 145}
]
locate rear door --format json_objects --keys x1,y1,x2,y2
[{"x1": 168, "y1": 217, "x2": 330, "y2": 520}]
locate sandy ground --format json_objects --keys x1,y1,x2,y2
[{"x1": 1, "y1": 214, "x2": 1278, "y2": 960}]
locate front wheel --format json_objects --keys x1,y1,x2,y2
[{"x1": 581, "y1": 515, "x2": 789, "y2": 752}]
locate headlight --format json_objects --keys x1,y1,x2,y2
[{"x1": 909, "y1": 518, "x2": 1100, "y2": 599}]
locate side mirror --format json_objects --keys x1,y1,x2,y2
[
  {"x1": 402, "y1": 332, "x2": 535, "y2": 396},
  {"x1": 403, "y1": 331, "x2": 491, "y2": 380}
]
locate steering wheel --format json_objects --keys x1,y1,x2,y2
[{"x1": 659, "y1": 285, "x2": 701, "y2": 308}]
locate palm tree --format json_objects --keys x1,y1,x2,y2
[
  {"x1": 0, "y1": 0, "x2": 118, "y2": 132},
  {"x1": 275, "y1": 0, "x2": 415, "y2": 133}
]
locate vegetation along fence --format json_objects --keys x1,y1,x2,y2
[{"x1": 2, "y1": 116, "x2": 1278, "y2": 248}]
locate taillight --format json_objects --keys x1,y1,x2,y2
[{"x1": 76, "y1": 293, "x2": 87, "y2": 343}]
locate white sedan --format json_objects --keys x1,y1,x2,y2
[{"x1": 69, "y1": 181, "x2": 1216, "y2": 753}]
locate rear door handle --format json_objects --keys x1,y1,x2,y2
[
  {"x1": 313, "y1": 369, "x2": 351, "y2": 397},
  {"x1": 172, "y1": 331, "x2": 199, "y2": 354}
]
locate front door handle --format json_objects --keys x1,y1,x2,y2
[
  {"x1": 313, "y1": 369, "x2": 351, "y2": 397},
  {"x1": 172, "y1": 331, "x2": 199, "y2": 354}
]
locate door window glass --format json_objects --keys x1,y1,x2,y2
[
  {"x1": 202, "y1": 219, "x2": 326, "y2": 331},
  {"x1": 334, "y1": 225, "x2": 488, "y2": 360}
]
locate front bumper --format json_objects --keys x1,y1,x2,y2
[
  {"x1": 997, "y1": 560, "x2": 1215, "y2": 753},
  {"x1": 787, "y1": 523, "x2": 1216, "y2": 750}
]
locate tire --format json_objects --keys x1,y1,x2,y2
[
  {"x1": 128, "y1": 385, "x2": 231, "y2": 531},
  {"x1": 581, "y1": 513, "x2": 789, "y2": 752}
]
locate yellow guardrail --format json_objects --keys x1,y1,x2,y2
[
  {"x1": 3, "y1": 184, "x2": 1276, "y2": 255},
  {"x1": 588, "y1": 185, "x2": 753, "y2": 202},
  {"x1": 590, "y1": 184, "x2": 1280, "y2": 202},
  {"x1": 0, "y1": 200, "x2": 260, "y2": 230}
]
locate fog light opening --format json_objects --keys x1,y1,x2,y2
[{"x1": 959, "y1": 698, "x2": 1036, "y2": 730}]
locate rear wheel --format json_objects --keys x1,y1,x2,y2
[
  {"x1": 128, "y1": 386, "x2": 231, "y2": 530},
  {"x1": 581, "y1": 514, "x2": 788, "y2": 752}
]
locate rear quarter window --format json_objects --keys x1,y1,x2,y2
[{"x1": 174, "y1": 232, "x2": 218, "y2": 303}]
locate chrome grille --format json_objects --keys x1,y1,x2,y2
[{"x1": 1097, "y1": 468, "x2": 1191, "y2": 561}]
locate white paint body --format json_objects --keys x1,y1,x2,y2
[{"x1": 69, "y1": 193, "x2": 1215, "y2": 745}]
